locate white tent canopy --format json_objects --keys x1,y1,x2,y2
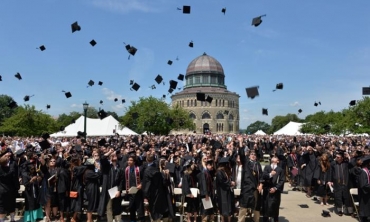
[
  {"x1": 254, "y1": 130, "x2": 267, "y2": 135},
  {"x1": 273, "y1": 121, "x2": 304, "y2": 136},
  {"x1": 50, "y1": 115, "x2": 137, "y2": 137}
]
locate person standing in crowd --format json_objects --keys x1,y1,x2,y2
[
  {"x1": 198, "y1": 159, "x2": 215, "y2": 222},
  {"x1": 327, "y1": 151, "x2": 353, "y2": 216},
  {"x1": 301, "y1": 146, "x2": 318, "y2": 198},
  {"x1": 57, "y1": 159, "x2": 71, "y2": 222},
  {"x1": 261, "y1": 157, "x2": 285, "y2": 222},
  {"x1": 358, "y1": 156, "x2": 370, "y2": 222},
  {"x1": 0, "y1": 149, "x2": 19, "y2": 222},
  {"x1": 314, "y1": 153, "x2": 331, "y2": 206},
  {"x1": 216, "y1": 157, "x2": 235, "y2": 222},
  {"x1": 83, "y1": 158, "x2": 101, "y2": 222},
  {"x1": 97, "y1": 149, "x2": 124, "y2": 222},
  {"x1": 125, "y1": 154, "x2": 145, "y2": 222},
  {"x1": 70, "y1": 156, "x2": 86, "y2": 222},
  {"x1": 287, "y1": 146, "x2": 299, "y2": 190},
  {"x1": 43, "y1": 157, "x2": 59, "y2": 221},
  {"x1": 182, "y1": 159, "x2": 199, "y2": 222},
  {"x1": 159, "y1": 159, "x2": 176, "y2": 222}
]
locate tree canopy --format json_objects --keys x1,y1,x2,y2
[{"x1": 245, "y1": 121, "x2": 271, "y2": 134}]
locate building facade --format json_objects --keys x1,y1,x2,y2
[{"x1": 171, "y1": 53, "x2": 240, "y2": 134}]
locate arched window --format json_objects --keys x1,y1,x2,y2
[
  {"x1": 189, "y1": 113, "x2": 196, "y2": 119},
  {"x1": 202, "y1": 112, "x2": 211, "y2": 119},
  {"x1": 229, "y1": 114, "x2": 234, "y2": 120},
  {"x1": 216, "y1": 113, "x2": 224, "y2": 119}
]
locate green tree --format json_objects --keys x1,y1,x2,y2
[
  {"x1": 86, "y1": 107, "x2": 99, "y2": 118},
  {"x1": 245, "y1": 121, "x2": 270, "y2": 134},
  {"x1": 169, "y1": 104, "x2": 195, "y2": 131},
  {"x1": 106, "y1": 111, "x2": 119, "y2": 120},
  {"x1": 345, "y1": 97, "x2": 370, "y2": 134},
  {"x1": 0, "y1": 94, "x2": 17, "y2": 124},
  {"x1": 269, "y1": 113, "x2": 302, "y2": 134},
  {"x1": 0, "y1": 105, "x2": 58, "y2": 136},
  {"x1": 119, "y1": 96, "x2": 193, "y2": 135},
  {"x1": 56, "y1": 112, "x2": 81, "y2": 129}
]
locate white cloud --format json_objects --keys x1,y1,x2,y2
[
  {"x1": 91, "y1": 0, "x2": 161, "y2": 13},
  {"x1": 70, "y1": 103, "x2": 82, "y2": 108},
  {"x1": 290, "y1": 101, "x2": 300, "y2": 107},
  {"x1": 102, "y1": 88, "x2": 124, "y2": 101}
]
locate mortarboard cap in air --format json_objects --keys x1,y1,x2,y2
[
  {"x1": 162, "y1": 95, "x2": 166, "y2": 99},
  {"x1": 98, "y1": 109, "x2": 107, "y2": 119},
  {"x1": 155, "y1": 75, "x2": 163, "y2": 84},
  {"x1": 60, "y1": 126, "x2": 65, "y2": 131},
  {"x1": 46, "y1": 104, "x2": 51, "y2": 109},
  {"x1": 206, "y1": 95, "x2": 213, "y2": 103},
  {"x1": 167, "y1": 60, "x2": 173, "y2": 65},
  {"x1": 88, "y1": 80, "x2": 94, "y2": 87},
  {"x1": 314, "y1": 102, "x2": 318, "y2": 107},
  {"x1": 90, "y1": 39, "x2": 97, "y2": 46},
  {"x1": 42, "y1": 133, "x2": 50, "y2": 140},
  {"x1": 252, "y1": 15, "x2": 266, "y2": 27},
  {"x1": 98, "y1": 138, "x2": 107, "y2": 147},
  {"x1": 224, "y1": 110, "x2": 229, "y2": 115},
  {"x1": 114, "y1": 98, "x2": 118, "y2": 102},
  {"x1": 298, "y1": 109, "x2": 302, "y2": 114},
  {"x1": 132, "y1": 112, "x2": 139, "y2": 119},
  {"x1": 245, "y1": 86, "x2": 259, "y2": 99},
  {"x1": 131, "y1": 83, "x2": 140, "y2": 91},
  {"x1": 168, "y1": 88, "x2": 174, "y2": 94},
  {"x1": 71, "y1": 21, "x2": 81, "y2": 33},
  {"x1": 63, "y1": 91, "x2": 72, "y2": 98},
  {"x1": 99, "y1": 100, "x2": 103, "y2": 104},
  {"x1": 169, "y1": 80, "x2": 178, "y2": 89},
  {"x1": 71, "y1": 119, "x2": 76, "y2": 124},
  {"x1": 201, "y1": 137, "x2": 208, "y2": 144},
  {"x1": 178, "y1": 74, "x2": 184, "y2": 81},
  {"x1": 39, "y1": 140, "x2": 51, "y2": 150},
  {"x1": 24, "y1": 95, "x2": 30, "y2": 102},
  {"x1": 15, "y1": 72, "x2": 22, "y2": 80},
  {"x1": 0, "y1": 75, "x2": 2, "y2": 81},
  {"x1": 196, "y1": 93, "x2": 206, "y2": 101},
  {"x1": 183, "y1": 5, "x2": 191, "y2": 14},
  {"x1": 222, "y1": 7, "x2": 226, "y2": 15},
  {"x1": 125, "y1": 44, "x2": 137, "y2": 56},
  {"x1": 39, "y1": 45, "x2": 46, "y2": 51},
  {"x1": 189, "y1": 41, "x2": 193, "y2": 48},
  {"x1": 262, "y1": 108, "x2": 268, "y2": 116},
  {"x1": 276, "y1": 83, "x2": 283, "y2": 90},
  {"x1": 122, "y1": 99, "x2": 125, "y2": 104},
  {"x1": 98, "y1": 81, "x2": 103, "y2": 86},
  {"x1": 349, "y1": 100, "x2": 356, "y2": 106}
]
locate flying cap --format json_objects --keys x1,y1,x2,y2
[
  {"x1": 298, "y1": 109, "x2": 302, "y2": 114},
  {"x1": 221, "y1": 7, "x2": 226, "y2": 15},
  {"x1": 182, "y1": 5, "x2": 191, "y2": 14},
  {"x1": 252, "y1": 15, "x2": 266, "y2": 27},
  {"x1": 99, "y1": 100, "x2": 103, "y2": 104},
  {"x1": 206, "y1": 95, "x2": 213, "y2": 103},
  {"x1": 275, "y1": 83, "x2": 283, "y2": 90},
  {"x1": 15, "y1": 73, "x2": 22, "y2": 80},
  {"x1": 167, "y1": 60, "x2": 173, "y2": 65},
  {"x1": 63, "y1": 91, "x2": 72, "y2": 98},
  {"x1": 90, "y1": 39, "x2": 97, "y2": 47},
  {"x1": 60, "y1": 126, "x2": 65, "y2": 131},
  {"x1": 245, "y1": 86, "x2": 259, "y2": 99},
  {"x1": 224, "y1": 110, "x2": 229, "y2": 115},
  {"x1": 114, "y1": 98, "x2": 118, "y2": 102},
  {"x1": 98, "y1": 109, "x2": 108, "y2": 119},
  {"x1": 155, "y1": 75, "x2": 163, "y2": 84},
  {"x1": 71, "y1": 21, "x2": 81, "y2": 33},
  {"x1": 131, "y1": 83, "x2": 140, "y2": 91},
  {"x1": 46, "y1": 104, "x2": 51, "y2": 109},
  {"x1": 196, "y1": 93, "x2": 206, "y2": 101},
  {"x1": 98, "y1": 81, "x2": 103, "y2": 86},
  {"x1": 168, "y1": 88, "x2": 174, "y2": 94},
  {"x1": 162, "y1": 95, "x2": 166, "y2": 99},
  {"x1": 188, "y1": 41, "x2": 193, "y2": 48},
  {"x1": 24, "y1": 95, "x2": 31, "y2": 102},
  {"x1": 178, "y1": 74, "x2": 184, "y2": 81},
  {"x1": 124, "y1": 43, "x2": 137, "y2": 59},
  {"x1": 169, "y1": 80, "x2": 178, "y2": 89},
  {"x1": 88, "y1": 80, "x2": 95, "y2": 87},
  {"x1": 39, "y1": 45, "x2": 46, "y2": 51},
  {"x1": 349, "y1": 100, "x2": 356, "y2": 106},
  {"x1": 262, "y1": 108, "x2": 268, "y2": 116},
  {"x1": 122, "y1": 99, "x2": 126, "y2": 103},
  {"x1": 0, "y1": 75, "x2": 2, "y2": 81}
]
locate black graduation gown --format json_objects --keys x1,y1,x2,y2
[
  {"x1": 97, "y1": 158, "x2": 124, "y2": 217},
  {"x1": 162, "y1": 172, "x2": 176, "y2": 219},
  {"x1": 57, "y1": 168, "x2": 70, "y2": 212},
  {"x1": 70, "y1": 166, "x2": 87, "y2": 213},
  {"x1": 182, "y1": 172, "x2": 199, "y2": 213},
  {"x1": 329, "y1": 161, "x2": 351, "y2": 209},
  {"x1": 301, "y1": 152, "x2": 318, "y2": 186},
  {"x1": 238, "y1": 147, "x2": 258, "y2": 209},
  {"x1": 84, "y1": 169, "x2": 101, "y2": 212},
  {"x1": 0, "y1": 160, "x2": 18, "y2": 213},
  {"x1": 313, "y1": 165, "x2": 331, "y2": 197},
  {"x1": 358, "y1": 168, "x2": 370, "y2": 218},
  {"x1": 215, "y1": 170, "x2": 235, "y2": 217},
  {"x1": 22, "y1": 172, "x2": 41, "y2": 211},
  {"x1": 143, "y1": 163, "x2": 168, "y2": 220},
  {"x1": 198, "y1": 169, "x2": 215, "y2": 215},
  {"x1": 261, "y1": 165, "x2": 285, "y2": 218}
]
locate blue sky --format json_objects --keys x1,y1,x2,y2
[{"x1": 0, "y1": 0, "x2": 369, "y2": 129}]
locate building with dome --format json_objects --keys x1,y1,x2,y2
[{"x1": 171, "y1": 53, "x2": 240, "y2": 134}]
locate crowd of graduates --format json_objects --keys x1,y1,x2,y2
[{"x1": 0, "y1": 133, "x2": 369, "y2": 222}]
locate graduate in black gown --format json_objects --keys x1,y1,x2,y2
[
  {"x1": 314, "y1": 153, "x2": 331, "y2": 206},
  {"x1": 261, "y1": 157, "x2": 285, "y2": 222},
  {"x1": 70, "y1": 156, "x2": 86, "y2": 222},
  {"x1": 198, "y1": 159, "x2": 215, "y2": 222},
  {"x1": 358, "y1": 156, "x2": 370, "y2": 222},
  {"x1": 216, "y1": 157, "x2": 235, "y2": 222},
  {"x1": 57, "y1": 159, "x2": 70, "y2": 222},
  {"x1": 83, "y1": 159, "x2": 101, "y2": 222},
  {"x1": 182, "y1": 159, "x2": 200, "y2": 222}
]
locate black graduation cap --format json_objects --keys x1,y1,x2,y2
[
  {"x1": 124, "y1": 43, "x2": 137, "y2": 59},
  {"x1": 166, "y1": 117, "x2": 174, "y2": 124},
  {"x1": 114, "y1": 98, "x2": 118, "y2": 102},
  {"x1": 131, "y1": 83, "x2": 140, "y2": 91},
  {"x1": 63, "y1": 91, "x2": 72, "y2": 98},
  {"x1": 298, "y1": 109, "x2": 302, "y2": 114},
  {"x1": 132, "y1": 112, "x2": 139, "y2": 120},
  {"x1": 245, "y1": 86, "x2": 259, "y2": 99},
  {"x1": 224, "y1": 110, "x2": 229, "y2": 115},
  {"x1": 196, "y1": 93, "x2": 206, "y2": 101},
  {"x1": 15, "y1": 72, "x2": 22, "y2": 80},
  {"x1": 206, "y1": 95, "x2": 213, "y2": 103},
  {"x1": 321, "y1": 210, "x2": 330, "y2": 217},
  {"x1": 189, "y1": 41, "x2": 193, "y2": 48},
  {"x1": 362, "y1": 156, "x2": 370, "y2": 165},
  {"x1": 167, "y1": 60, "x2": 173, "y2": 65},
  {"x1": 162, "y1": 95, "x2": 166, "y2": 99},
  {"x1": 98, "y1": 109, "x2": 108, "y2": 119},
  {"x1": 122, "y1": 99, "x2": 126, "y2": 104},
  {"x1": 150, "y1": 85, "x2": 156, "y2": 89},
  {"x1": 201, "y1": 137, "x2": 208, "y2": 144},
  {"x1": 0, "y1": 75, "x2": 2, "y2": 81},
  {"x1": 221, "y1": 7, "x2": 226, "y2": 15},
  {"x1": 252, "y1": 15, "x2": 266, "y2": 27},
  {"x1": 178, "y1": 74, "x2": 184, "y2": 81},
  {"x1": 99, "y1": 100, "x2": 103, "y2": 104},
  {"x1": 98, "y1": 138, "x2": 107, "y2": 147},
  {"x1": 298, "y1": 204, "x2": 309, "y2": 208},
  {"x1": 46, "y1": 104, "x2": 51, "y2": 109},
  {"x1": 39, "y1": 140, "x2": 51, "y2": 150},
  {"x1": 262, "y1": 108, "x2": 268, "y2": 116},
  {"x1": 88, "y1": 80, "x2": 94, "y2": 87},
  {"x1": 129, "y1": 80, "x2": 134, "y2": 85},
  {"x1": 218, "y1": 157, "x2": 230, "y2": 165},
  {"x1": 349, "y1": 100, "x2": 356, "y2": 106},
  {"x1": 98, "y1": 81, "x2": 103, "y2": 86},
  {"x1": 323, "y1": 125, "x2": 331, "y2": 131},
  {"x1": 182, "y1": 5, "x2": 191, "y2": 14},
  {"x1": 60, "y1": 126, "x2": 65, "y2": 131},
  {"x1": 273, "y1": 83, "x2": 283, "y2": 91},
  {"x1": 169, "y1": 80, "x2": 178, "y2": 89},
  {"x1": 165, "y1": 162, "x2": 175, "y2": 173},
  {"x1": 39, "y1": 45, "x2": 46, "y2": 51},
  {"x1": 90, "y1": 39, "x2": 97, "y2": 46},
  {"x1": 42, "y1": 133, "x2": 50, "y2": 140},
  {"x1": 213, "y1": 141, "x2": 222, "y2": 149},
  {"x1": 168, "y1": 88, "x2": 174, "y2": 94},
  {"x1": 24, "y1": 95, "x2": 31, "y2": 102},
  {"x1": 71, "y1": 21, "x2": 81, "y2": 33},
  {"x1": 155, "y1": 75, "x2": 163, "y2": 84},
  {"x1": 7, "y1": 100, "x2": 17, "y2": 109}
]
